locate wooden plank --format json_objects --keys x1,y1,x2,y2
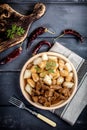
[
  {"x1": 0, "y1": 71, "x2": 87, "y2": 127},
  {"x1": 0, "y1": 3, "x2": 87, "y2": 72},
  {"x1": 3, "y1": 3, "x2": 87, "y2": 37},
  {"x1": 0, "y1": 107, "x2": 58, "y2": 129},
  {"x1": 0, "y1": 3, "x2": 87, "y2": 36},
  {"x1": 0, "y1": 37, "x2": 87, "y2": 71},
  {"x1": 0, "y1": 106, "x2": 87, "y2": 129},
  {"x1": 0, "y1": 72, "x2": 21, "y2": 105},
  {"x1": 0, "y1": 0, "x2": 87, "y2": 4},
  {"x1": 0, "y1": 72, "x2": 35, "y2": 105},
  {"x1": 0, "y1": 1, "x2": 87, "y2": 129}
]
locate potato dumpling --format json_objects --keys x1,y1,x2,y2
[
  {"x1": 40, "y1": 71, "x2": 47, "y2": 78},
  {"x1": 57, "y1": 76, "x2": 64, "y2": 85},
  {"x1": 43, "y1": 75, "x2": 52, "y2": 85},
  {"x1": 38, "y1": 61, "x2": 46, "y2": 69},
  {"x1": 25, "y1": 84, "x2": 32, "y2": 95},
  {"x1": 60, "y1": 70, "x2": 69, "y2": 77},
  {"x1": 33, "y1": 57, "x2": 42, "y2": 65},
  {"x1": 42, "y1": 53, "x2": 48, "y2": 61},
  {"x1": 32, "y1": 73, "x2": 39, "y2": 82},
  {"x1": 65, "y1": 72, "x2": 73, "y2": 82},
  {"x1": 48, "y1": 56, "x2": 57, "y2": 62},
  {"x1": 30, "y1": 66, "x2": 37, "y2": 73},
  {"x1": 27, "y1": 79, "x2": 35, "y2": 88},
  {"x1": 63, "y1": 81, "x2": 74, "y2": 88},
  {"x1": 58, "y1": 59, "x2": 65, "y2": 70},
  {"x1": 24, "y1": 69, "x2": 31, "y2": 79},
  {"x1": 64, "y1": 62, "x2": 72, "y2": 72},
  {"x1": 50, "y1": 70, "x2": 60, "y2": 80},
  {"x1": 59, "y1": 59, "x2": 65, "y2": 65}
]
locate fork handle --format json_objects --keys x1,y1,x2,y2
[
  {"x1": 24, "y1": 107, "x2": 56, "y2": 127},
  {"x1": 37, "y1": 114, "x2": 56, "y2": 127}
]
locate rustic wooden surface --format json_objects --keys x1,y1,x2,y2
[{"x1": 0, "y1": 0, "x2": 87, "y2": 129}]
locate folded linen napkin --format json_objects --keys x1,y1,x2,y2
[{"x1": 49, "y1": 42, "x2": 87, "y2": 125}]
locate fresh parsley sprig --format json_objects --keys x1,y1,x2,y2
[
  {"x1": 46, "y1": 60, "x2": 56, "y2": 70},
  {"x1": 7, "y1": 24, "x2": 25, "y2": 39}
]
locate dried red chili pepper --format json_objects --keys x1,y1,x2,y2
[
  {"x1": 27, "y1": 26, "x2": 55, "y2": 48},
  {"x1": 54, "y1": 29, "x2": 84, "y2": 43},
  {"x1": 0, "y1": 47, "x2": 22, "y2": 64},
  {"x1": 32, "y1": 40, "x2": 52, "y2": 55}
]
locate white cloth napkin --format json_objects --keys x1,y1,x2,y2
[{"x1": 49, "y1": 42, "x2": 87, "y2": 125}]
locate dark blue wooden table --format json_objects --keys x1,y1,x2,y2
[{"x1": 0, "y1": 0, "x2": 87, "y2": 129}]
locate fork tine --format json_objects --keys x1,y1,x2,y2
[
  {"x1": 9, "y1": 97, "x2": 21, "y2": 104},
  {"x1": 8, "y1": 97, "x2": 56, "y2": 127},
  {"x1": 9, "y1": 97, "x2": 22, "y2": 107},
  {"x1": 9, "y1": 100, "x2": 19, "y2": 107}
]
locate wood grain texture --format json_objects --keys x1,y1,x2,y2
[
  {"x1": 0, "y1": 3, "x2": 46, "y2": 52},
  {"x1": 6, "y1": 3, "x2": 87, "y2": 37},
  {"x1": 0, "y1": 37, "x2": 87, "y2": 71},
  {"x1": 0, "y1": 1, "x2": 87, "y2": 129},
  {"x1": 0, "y1": 0, "x2": 87, "y2": 4},
  {"x1": 0, "y1": 106, "x2": 87, "y2": 129}
]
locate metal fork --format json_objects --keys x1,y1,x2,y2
[{"x1": 9, "y1": 96, "x2": 56, "y2": 127}]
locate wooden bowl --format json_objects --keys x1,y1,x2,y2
[{"x1": 20, "y1": 52, "x2": 78, "y2": 110}]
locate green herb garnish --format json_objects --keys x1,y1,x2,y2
[
  {"x1": 7, "y1": 24, "x2": 25, "y2": 39},
  {"x1": 48, "y1": 69, "x2": 54, "y2": 73},
  {"x1": 35, "y1": 66, "x2": 41, "y2": 73},
  {"x1": 46, "y1": 60, "x2": 56, "y2": 70}
]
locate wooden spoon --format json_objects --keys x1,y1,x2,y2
[{"x1": 0, "y1": 3, "x2": 46, "y2": 52}]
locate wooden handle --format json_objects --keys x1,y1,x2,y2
[
  {"x1": 29, "y1": 3, "x2": 46, "y2": 20},
  {"x1": 37, "y1": 114, "x2": 56, "y2": 127}
]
